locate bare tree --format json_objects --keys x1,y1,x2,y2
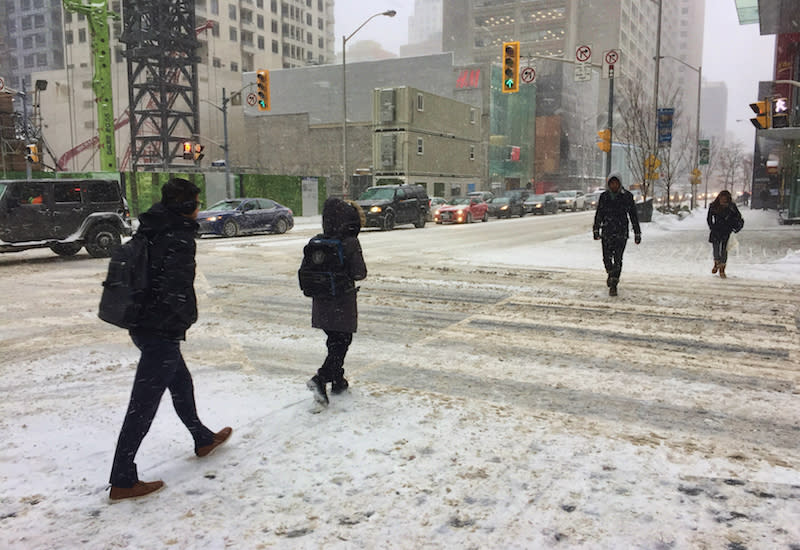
[
  {"x1": 717, "y1": 141, "x2": 745, "y2": 192},
  {"x1": 740, "y1": 152, "x2": 754, "y2": 197}
]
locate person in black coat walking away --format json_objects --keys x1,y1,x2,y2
[
  {"x1": 593, "y1": 173, "x2": 641, "y2": 296},
  {"x1": 707, "y1": 189, "x2": 744, "y2": 278},
  {"x1": 108, "y1": 178, "x2": 232, "y2": 501},
  {"x1": 307, "y1": 197, "x2": 367, "y2": 407}
]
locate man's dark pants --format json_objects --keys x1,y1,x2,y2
[
  {"x1": 109, "y1": 332, "x2": 214, "y2": 488},
  {"x1": 602, "y1": 236, "x2": 628, "y2": 280},
  {"x1": 317, "y1": 330, "x2": 353, "y2": 383}
]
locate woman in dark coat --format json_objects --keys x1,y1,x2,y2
[
  {"x1": 307, "y1": 198, "x2": 367, "y2": 406},
  {"x1": 707, "y1": 189, "x2": 744, "y2": 278}
]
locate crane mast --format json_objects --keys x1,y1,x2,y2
[{"x1": 62, "y1": 0, "x2": 118, "y2": 172}]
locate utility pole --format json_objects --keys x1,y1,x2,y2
[
  {"x1": 652, "y1": 0, "x2": 663, "y2": 192},
  {"x1": 606, "y1": 66, "x2": 615, "y2": 177},
  {"x1": 222, "y1": 88, "x2": 231, "y2": 198},
  {"x1": 22, "y1": 79, "x2": 31, "y2": 181}
]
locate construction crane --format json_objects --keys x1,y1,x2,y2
[
  {"x1": 62, "y1": 0, "x2": 118, "y2": 172},
  {"x1": 56, "y1": 19, "x2": 215, "y2": 172}
]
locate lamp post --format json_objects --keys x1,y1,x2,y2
[
  {"x1": 660, "y1": 55, "x2": 702, "y2": 209},
  {"x1": 342, "y1": 9, "x2": 396, "y2": 199}
]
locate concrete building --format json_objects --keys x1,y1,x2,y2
[
  {"x1": 399, "y1": 0, "x2": 443, "y2": 57},
  {"x1": 372, "y1": 86, "x2": 483, "y2": 196},
  {"x1": 21, "y1": 0, "x2": 335, "y2": 173},
  {"x1": 441, "y1": 0, "x2": 704, "y2": 191},
  {"x1": 700, "y1": 81, "x2": 728, "y2": 143}
]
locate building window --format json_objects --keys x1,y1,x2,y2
[
  {"x1": 34, "y1": 14, "x2": 45, "y2": 28},
  {"x1": 213, "y1": 57, "x2": 222, "y2": 68},
  {"x1": 272, "y1": 39, "x2": 279, "y2": 53},
  {"x1": 469, "y1": 108, "x2": 476, "y2": 124},
  {"x1": 318, "y1": 37, "x2": 323, "y2": 48},
  {"x1": 272, "y1": 20, "x2": 277, "y2": 33},
  {"x1": 470, "y1": 145, "x2": 475, "y2": 161},
  {"x1": 417, "y1": 138, "x2": 424, "y2": 155},
  {"x1": 231, "y1": 61, "x2": 239, "y2": 72},
  {"x1": 318, "y1": 17, "x2": 323, "y2": 30},
  {"x1": 318, "y1": 0, "x2": 322, "y2": 10},
  {"x1": 257, "y1": 0, "x2": 263, "y2": 7},
  {"x1": 23, "y1": 36, "x2": 34, "y2": 49},
  {"x1": 271, "y1": 0, "x2": 277, "y2": 13},
  {"x1": 229, "y1": 27, "x2": 238, "y2": 41},
  {"x1": 212, "y1": 24, "x2": 220, "y2": 37},
  {"x1": 211, "y1": 0, "x2": 219, "y2": 15},
  {"x1": 257, "y1": 14, "x2": 264, "y2": 29},
  {"x1": 306, "y1": 13, "x2": 312, "y2": 25},
  {"x1": 22, "y1": 16, "x2": 33, "y2": 30},
  {"x1": 36, "y1": 53, "x2": 48, "y2": 66},
  {"x1": 78, "y1": 28, "x2": 87, "y2": 43},
  {"x1": 416, "y1": 93, "x2": 424, "y2": 112},
  {"x1": 229, "y1": 4, "x2": 236, "y2": 20},
  {"x1": 65, "y1": 30, "x2": 73, "y2": 44}
]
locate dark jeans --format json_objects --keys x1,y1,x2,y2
[
  {"x1": 712, "y1": 236, "x2": 730, "y2": 263},
  {"x1": 317, "y1": 330, "x2": 353, "y2": 383},
  {"x1": 602, "y1": 236, "x2": 627, "y2": 280},
  {"x1": 109, "y1": 332, "x2": 214, "y2": 488}
]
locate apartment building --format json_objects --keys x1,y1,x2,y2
[{"x1": 9, "y1": 0, "x2": 335, "y2": 172}]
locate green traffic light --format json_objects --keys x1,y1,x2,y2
[{"x1": 505, "y1": 78, "x2": 514, "y2": 88}]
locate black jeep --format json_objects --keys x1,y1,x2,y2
[
  {"x1": 355, "y1": 184, "x2": 429, "y2": 231},
  {"x1": 0, "y1": 179, "x2": 132, "y2": 257}
]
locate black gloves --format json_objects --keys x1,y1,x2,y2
[
  {"x1": 634, "y1": 233, "x2": 641, "y2": 244},
  {"x1": 593, "y1": 230, "x2": 600, "y2": 240}
]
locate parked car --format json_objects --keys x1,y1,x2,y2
[
  {"x1": 196, "y1": 198, "x2": 294, "y2": 237},
  {"x1": 355, "y1": 184, "x2": 429, "y2": 230},
  {"x1": 555, "y1": 190, "x2": 586, "y2": 211},
  {"x1": 584, "y1": 192, "x2": 601, "y2": 210},
  {"x1": 0, "y1": 178, "x2": 132, "y2": 257},
  {"x1": 434, "y1": 197, "x2": 489, "y2": 224},
  {"x1": 487, "y1": 196, "x2": 525, "y2": 218},
  {"x1": 427, "y1": 196, "x2": 447, "y2": 221},
  {"x1": 467, "y1": 190, "x2": 495, "y2": 202},
  {"x1": 523, "y1": 193, "x2": 559, "y2": 215}
]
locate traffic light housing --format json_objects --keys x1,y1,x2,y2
[
  {"x1": 193, "y1": 144, "x2": 205, "y2": 161},
  {"x1": 771, "y1": 97, "x2": 789, "y2": 129},
  {"x1": 25, "y1": 143, "x2": 39, "y2": 164},
  {"x1": 597, "y1": 129, "x2": 611, "y2": 153},
  {"x1": 256, "y1": 69, "x2": 270, "y2": 111},
  {"x1": 502, "y1": 42, "x2": 520, "y2": 93},
  {"x1": 182, "y1": 141, "x2": 193, "y2": 160},
  {"x1": 750, "y1": 100, "x2": 770, "y2": 129}
]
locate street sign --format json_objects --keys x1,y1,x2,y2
[
  {"x1": 521, "y1": 66, "x2": 536, "y2": 84},
  {"x1": 574, "y1": 63, "x2": 592, "y2": 82},
  {"x1": 698, "y1": 139, "x2": 710, "y2": 165},
  {"x1": 575, "y1": 45, "x2": 592, "y2": 63},
  {"x1": 246, "y1": 92, "x2": 257, "y2": 106},
  {"x1": 657, "y1": 107, "x2": 675, "y2": 145},
  {"x1": 602, "y1": 50, "x2": 620, "y2": 79}
]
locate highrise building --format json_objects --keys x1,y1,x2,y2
[
  {"x1": 400, "y1": 0, "x2": 443, "y2": 57},
  {"x1": 4, "y1": 0, "x2": 335, "y2": 172},
  {"x1": 700, "y1": 81, "x2": 727, "y2": 143}
]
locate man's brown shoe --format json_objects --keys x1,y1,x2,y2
[
  {"x1": 196, "y1": 427, "x2": 233, "y2": 457},
  {"x1": 109, "y1": 480, "x2": 164, "y2": 502}
]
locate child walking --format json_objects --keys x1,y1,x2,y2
[{"x1": 306, "y1": 198, "x2": 367, "y2": 406}]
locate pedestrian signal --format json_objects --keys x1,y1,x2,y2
[
  {"x1": 256, "y1": 69, "x2": 270, "y2": 111},
  {"x1": 771, "y1": 97, "x2": 789, "y2": 129},
  {"x1": 502, "y1": 42, "x2": 520, "y2": 93},
  {"x1": 596, "y1": 129, "x2": 611, "y2": 153},
  {"x1": 25, "y1": 143, "x2": 39, "y2": 164},
  {"x1": 182, "y1": 141, "x2": 193, "y2": 160},
  {"x1": 749, "y1": 100, "x2": 769, "y2": 130},
  {"x1": 193, "y1": 144, "x2": 205, "y2": 161}
]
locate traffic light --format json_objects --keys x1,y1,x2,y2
[
  {"x1": 749, "y1": 100, "x2": 770, "y2": 129},
  {"x1": 256, "y1": 69, "x2": 270, "y2": 111},
  {"x1": 771, "y1": 97, "x2": 789, "y2": 129},
  {"x1": 644, "y1": 154, "x2": 661, "y2": 180},
  {"x1": 596, "y1": 129, "x2": 611, "y2": 153},
  {"x1": 25, "y1": 143, "x2": 39, "y2": 164},
  {"x1": 690, "y1": 168, "x2": 702, "y2": 186},
  {"x1": 182, "y1": 141, "x2": 193, "y2": 160},
  {"x1": 502, "y1": 41, "x2": 520, "y2": 93},
  {"x1": 193, "y1": 143, "x2": 205, "y2": 161}
]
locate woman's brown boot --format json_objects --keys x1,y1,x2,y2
[
  {"x1": 718, "y1": 263, "x2": 726, "y2": 278},
  {"x1": 712, "y1": 260, "x2": 719, "y2": 274}
]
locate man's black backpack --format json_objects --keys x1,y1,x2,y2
[
  {"x1": 98, "y1": 233, "x2": 151, "y2": 329},
  {"x1": 298, "y1": 235, "x2": 353, "y2": 298}
]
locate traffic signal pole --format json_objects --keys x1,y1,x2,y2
[
  {"x1": 606, "y1": 67, "x2": 614, "y2": 177},
  {"x1": 22, "y1": 79, "x2": 31, "y2": 181}
]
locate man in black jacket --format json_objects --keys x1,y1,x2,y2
[
  {"x1": 108, "y1": 178, "x2": 232, "y2": 501},
  {"x1": 593, "y1": 173, "x2": 641, "y2": 296}
]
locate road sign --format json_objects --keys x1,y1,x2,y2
[
  {"x1": 574, "y1": 63, "x2": 591, "y2": 82},
  {"x1": 602, "y1": 50, "x2": 620, "y2": 79},
  {"x1": 246, "y1": 92, "x2": 257, "y2": 106},
  {"x1": 657, "y1": 107, "x2": 675, "y2": 145},
  {"x1": 576, "y1": 45, "x2": 592, "y2": 63},
  {"x1": 521, "y1": 66, "x2": 536, "y2": 84},
  {"x1": 698, "y1": 139, "x2": 710, "y2": 165}
]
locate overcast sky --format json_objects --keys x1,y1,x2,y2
[{"x1": 335, "y1": 0, "x2": 776, "y2": 146}]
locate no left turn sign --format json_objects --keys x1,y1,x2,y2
[
  {"x1": 576, "y1": 45, "x2": 592, "y2": 63},
  {"x1": 521, "y1": 67, "x2": 536, "y2": 84}
]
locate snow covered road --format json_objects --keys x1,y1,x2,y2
[{"x1": 0, "y1": 207, "x2": 798, "y2": 548}]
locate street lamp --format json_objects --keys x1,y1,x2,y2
[
  {"x1": 660, "y1": 55, "x2": 702, "y2": 209},
  {"x1": 341, "y1": 9, "x2": 396, "y2": 199}
]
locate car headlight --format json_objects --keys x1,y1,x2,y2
[
  {"x1": 500, "y1": 205, "x2": 508, "y2": 210},
  {"x1": 457, "y1": 209, "x2": 465, "y2": 215},
  {"x1": 369, "y1": 206, "x2": 382, "y2": 213},
  {"x1": 565, "y1": 199, "x2": 572, "y2": 203},
  {"x1": 204, "y1": 216, "x2": 219, "y2": 222}
]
